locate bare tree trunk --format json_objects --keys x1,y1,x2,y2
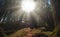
[{"x1": 50, "y1": 0, "x2": 60, "y2": 37}]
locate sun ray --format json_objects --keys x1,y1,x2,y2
[{"x1": 21, "y1": 0, "x2": 36, "y2": 13}]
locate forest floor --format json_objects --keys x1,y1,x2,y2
[{"x1": 5, "y1": 27, "x2": 57, "y2": 37}]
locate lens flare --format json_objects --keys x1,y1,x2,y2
[{"x1": 21, "y1": 0, "x2": 36, "y2": 12}]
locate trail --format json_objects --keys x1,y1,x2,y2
[{"x1": 9, "y1": 28, "x2": 33, "y2": 37}]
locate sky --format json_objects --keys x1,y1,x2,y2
[
  {"x1": 0, "y1": 0, "x2": 51, "y2": 22},
  {"x1": 48, "y1": 0, "x2": 51, "y2": 5}
]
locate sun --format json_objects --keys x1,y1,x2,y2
[{"x1": 21, "y1": 0, "x2": 36, "y2": 12}]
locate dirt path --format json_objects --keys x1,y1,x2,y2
[{"x1": 9, "y1": 28, "x2": 33, "y2": 37}]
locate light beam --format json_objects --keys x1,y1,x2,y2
[{"x1": 21, "y1": 0, "x2": 36, "y2": 13}]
